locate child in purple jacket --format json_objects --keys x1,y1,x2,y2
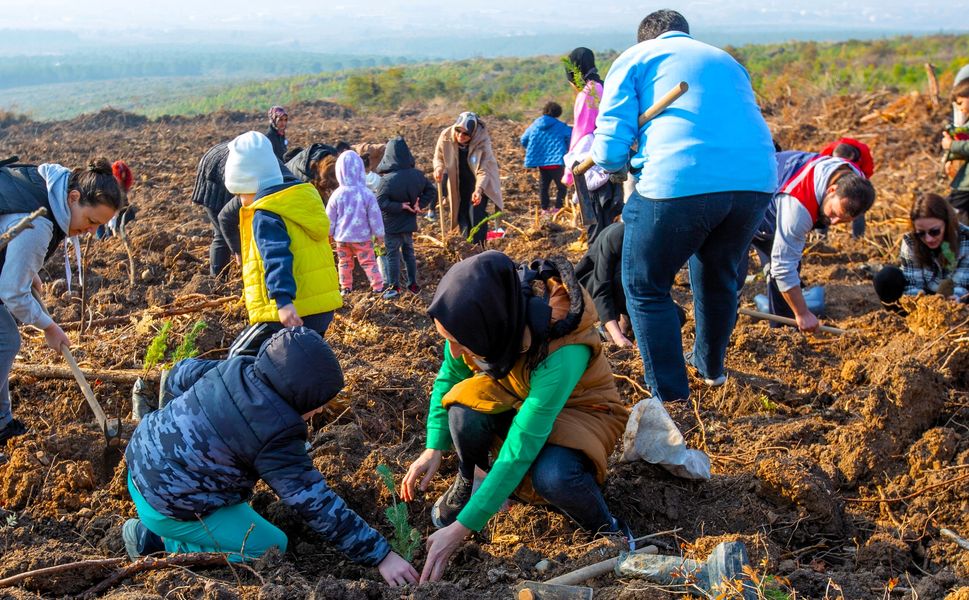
[{"x1": 325, "y1": 151, "x2": 385, "y2": 294}]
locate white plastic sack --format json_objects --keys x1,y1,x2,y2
[{"x1": 621, "y1": 398, "x2": 711, "y2": 480}]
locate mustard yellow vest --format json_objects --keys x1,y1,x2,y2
[{"x1": 239, "y1": 183, "x2": 343, "y2": 324}]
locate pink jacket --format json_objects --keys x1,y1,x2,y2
[{"x1": 563, "y1": 80, "x2": 603, "y2": 186}]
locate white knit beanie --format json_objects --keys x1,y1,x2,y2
[{"x1": 224, "y1": 131, "x2": 284, "y2": 194}]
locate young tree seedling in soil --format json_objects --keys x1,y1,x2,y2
[
  {"x1": 937, "y1": 241, "x2": 958, "y2": 298},
  {"x1": 375, "y1": 464, "x2": 421, "y2": 561}
]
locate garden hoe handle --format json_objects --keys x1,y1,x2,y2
[
  {"x1": 61, "y1": 344, "x2": 116, "y2": 440},
  {"x1": 437, "y1": 180, "x2": 447, "y2": 238},
  {"x1": 572, "y1": 81, "x2": 688, "y2": 177},
  {"x1": 738, "y1": 307, "x2": 847, "y2": 335}
]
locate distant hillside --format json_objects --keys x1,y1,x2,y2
[{"x1": 2, "y1": 33, "x2": 967, "y2": 122}]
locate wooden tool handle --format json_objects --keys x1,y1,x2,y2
[
  {"x1": 61, "y1": 345, "x2": 111, "y2": 431},
  {"x1": 738, "y1": 307, "x2": 847, "y2": 335},
  {"x1": 545, "y1": 544, "x2": 658, "y2": 586},
  {"x1": 572, "y1": 81, "x2": 688, "y2": 177}
]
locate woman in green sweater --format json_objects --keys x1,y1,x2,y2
[{"x1": 401, "y1": 251, "x2": 630, "y2": 582}]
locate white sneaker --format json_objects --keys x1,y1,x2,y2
[{"x1": 684, "y1": 351, "x2": 727, "y2": 387}]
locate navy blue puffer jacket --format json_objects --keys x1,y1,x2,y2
[{"x1": 125, "y1": 328, "x2": 391, "y2": 566}]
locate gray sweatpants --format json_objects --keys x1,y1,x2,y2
[{"x1": 0, "y1": 306, "x2": 22, "y2": 428}]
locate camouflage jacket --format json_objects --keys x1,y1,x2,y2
[{"x1": 126, "y1": 357, "x2": 390, "y2": 566}]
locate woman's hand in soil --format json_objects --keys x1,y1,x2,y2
[
  {"x1": 43, "y1": 323, "x2": 70, "y2": 352},
  {"x1": 604, "y1": 320, "x2": 633, "y2": 348},
  {"x1": 278, "y1": 304, "x2": 304, "y2": 328},
  {"x1": 377, "y1": 551, "x2": 419, "y2": 587},
  {"x1": 421, "y1": 521, "x2": 470, "y2": 583},
  {"x1": 401, "y1": 448, "x2": 442, "y2": 502}
]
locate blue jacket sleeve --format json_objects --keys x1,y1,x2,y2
[
  {"x1": 591, "y1": 53, "x2": 642, "y2": 173},
  {"x1": 166, "y1": 358, "x2": 223, "y2": 398},
  {"x1": 520, "y1": 124, "x2": 532, "y2": 148},
  {"x1": 254, "y1": 433, "x2": 392, "y2": 566},
  {"x1": 252, "y1": 210, "x2": 297, "y2": 308}
]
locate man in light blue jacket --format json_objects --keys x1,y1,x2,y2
[{"x1": 591, "y1": 9, "x2": 777, "y2": 402}]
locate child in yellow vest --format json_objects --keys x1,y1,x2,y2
[{"x1": 224, "y1": 131, "x2": 343, "y2": 357}]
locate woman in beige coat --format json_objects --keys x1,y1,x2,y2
[{"x1": 433, "y1": 112, "x2": 503, "y2": 244}]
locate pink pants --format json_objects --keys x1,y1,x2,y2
[{"x1": 335, "y1": 241, "x2": 383, "y2": 291}]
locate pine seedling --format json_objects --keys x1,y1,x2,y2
[
  {"x1": 142, "y1": 321, "x2": 171, "y2": 371},
  {"x1": 375, "y1": 464, "x2": 421, "y2": 561},
  {"x1": 467, "y1": 211, "x2": 503, "y2": 243},
  {"x1": 940, "y1": 241, "x2": 957, "y2": 272},
  {"x1": 560, "y1": 56, "x2": 601, "y2": 108},
  {"x1": 170, "y1": 320, "x2": 206, "y2": 364}
]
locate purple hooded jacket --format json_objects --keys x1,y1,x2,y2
[{"x1": 325, "y1": 151, "x2": 385, "y2": 243}]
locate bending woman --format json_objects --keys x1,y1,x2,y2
[
  {"x1": 402, "y1": 251, "x2": 630, "y2": 582},
  {"x1": 433, "y1": 112, "x2": 503, "y2": 244},
  {"x1": 874, "y1": 192, "x2": 969, "y2": 310},
  {"x1": 0, "y1": 158, "x2": 121, "y2": 444}
]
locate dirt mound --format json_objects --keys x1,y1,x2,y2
[{"x1": 68, "y1": 108, "x2": 148, "y2": 131}]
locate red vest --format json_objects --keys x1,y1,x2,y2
[{"x1": 781, "y1": 156, "x2": 826, "y2": 224}]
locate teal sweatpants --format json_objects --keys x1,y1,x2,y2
[{"x1": 128, "y1": 475, "x2": 287, "y2": 561}]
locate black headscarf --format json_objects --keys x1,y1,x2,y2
[
  {"x1": 565, "y1": 47, "x2": 603, "y2": 86},
  {"x1": 428, "y1": 251, "x2": 551, "y2": 380}
]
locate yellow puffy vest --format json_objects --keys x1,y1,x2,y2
[{"x1": 239, "y1": 183, "x2": 343, "y2": 324}]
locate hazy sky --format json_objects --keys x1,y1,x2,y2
[{"x1": 6, "y1": 0, "x2": 966, "y2": 32}]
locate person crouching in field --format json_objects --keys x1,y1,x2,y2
[
  {"x1": 326, "y1": 150, "x2": 386, "y2": 295},
  {"x1": 123, "y1": 327, "x2": 419, "y2": 586},
  {"x1": 874, "y1": 193, "x2": 969, "y2": 311},
  {"x1": 520, "y1": 102, "x2": 571, "y2": 214},
  {"x1": 747, "y1": 155, "x2": 875, "y2": 333},
  {"x1": 941, "y1": 79, "x2": 969, "y2": 225},
  {"x1": 0, "y1": 158, "x2": 122, "y2": 446},
  {"x1": 223, "y1": 131, "x2": 342, "y2": 357},
  {"x1": 402, "y1": 251, "x2": 631, "y2": 583}
]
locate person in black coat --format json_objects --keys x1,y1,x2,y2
[
  {"x1": 123, "y1": 327, "x2": 419, "y2": 585},
  {"x1": 575, "y1": 222, "x2": 632, "y2": 347},
  {"x1": 374, "y1": 137, "x2": 437, "y2": 299},
  {"x1": 265, "y1": 106, "x2": 289, "y2": 161},
  {"x1": 190, "y1": 142, "x2": 234, "y2": 277},
  {"x1": 576, "y1": 222, "x2": 686, "y2": 348}
]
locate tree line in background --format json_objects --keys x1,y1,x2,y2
[{"x1": 1, "y1": 34, "x2": 968, "y2": 122}]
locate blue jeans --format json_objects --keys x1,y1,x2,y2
[
  {"x1": 622, "y1": 190, "x2": 771, "y2": 402},
  {"x1": 385, "y1": 232, "x2": 417, "y2": 288},
  {"x1": 0, "y1": 307, "x2": 20, "y2": 428},
  {"x1": 448, "y1": 404, "x2": 615, "y2": 533}
]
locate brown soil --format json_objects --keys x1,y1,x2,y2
[{"x1": 0, "y1": 89, "x2": 967, "y2": 599}]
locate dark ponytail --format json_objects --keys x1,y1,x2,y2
[{"x1": 68, "y1": 158, "x2": 123, "y2": 210}]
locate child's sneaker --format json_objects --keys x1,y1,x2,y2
[
  {"x1": 431, "y1": 474, "x2": 474, "y2": 529},
  {"x1": 407, "y1": 283, "x2": 421, "y2": 294},
  {"x1": 0, "y1": 419, "x2": 27, "y2": 446},
  {"x1": 122, "y1": 518, "x2": 165, "y2": 560},
  {"x1": 382, "y1": 286, "x2": 400, "y2": 300},
  {"x1": 340, "y1": 288, "x2": 351, "y2": 296}
]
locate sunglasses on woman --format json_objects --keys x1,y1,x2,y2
[{"x1": 915, "y1": 226, "x2": 943, "y2": 239}]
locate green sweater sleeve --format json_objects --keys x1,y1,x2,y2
[
  {"x1": 456, "y1": 344, "x2": 592, "y2": 532},
  {"x1": 425, "y1": 341, "x2": 474, "y2": 452}
]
